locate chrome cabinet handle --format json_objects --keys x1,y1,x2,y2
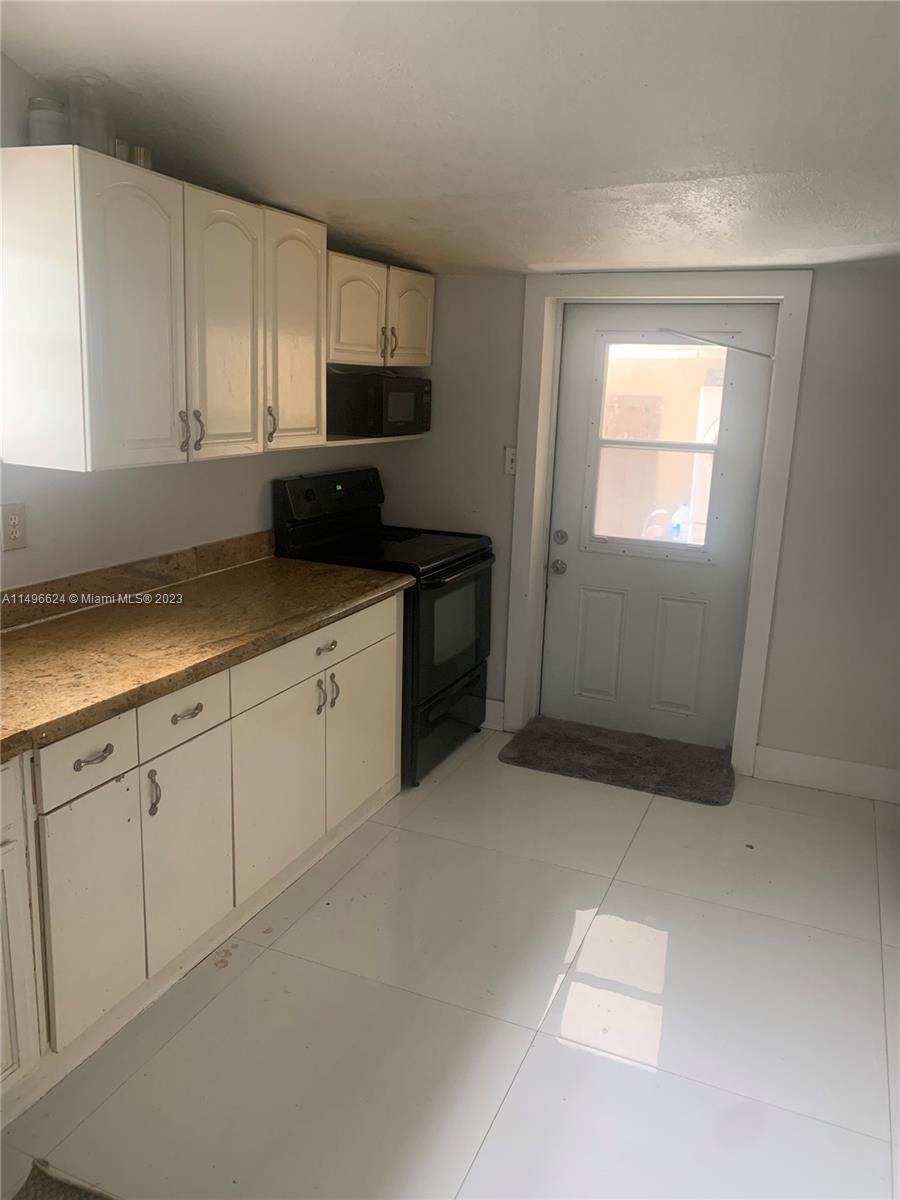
[
  {"x1": 178, "y1": 409, "x2": 190, "y2": 453},
  {"x1": 266, "y1": 405, "x2": 277, "y2": 443},
  {"x1": 316, "y1": 639, "x2": 338, "y2": 657},
  {"x1": 192, "y1": 409, "x2": 206, "y2": 451},
  {"x1": 171, "y1": 701, "x2": 204, "y2": 726},
  {"x1": 329, "y1": 672, "x2": 340, "y2": 708},
  {"x1": 147, "y1": 768, "x2": 162, "y2": 816},
  {"x1": 389, "y1": 326, "x2": 398, "y2": 358},
  {"x1": 73, "y1": 743, "x2": 114, "y2": 772},
  {"x1": 316, "y1": 678, "x2": 327, "y2": 715},
  {"x1": 380, "y1": 325, "x2": 387, "y2": 358}
]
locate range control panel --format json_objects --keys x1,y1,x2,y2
[{"x1": 273, "y1": 467, "x2": 385, "y2": 526}]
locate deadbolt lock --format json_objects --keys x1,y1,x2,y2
[{"x1": 553, "y1": 529, "x2": 568, "y2": 544}]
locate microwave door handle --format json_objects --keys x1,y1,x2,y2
[{"x1": 420, "y1": 554, "x2": 495, "y2": 591}]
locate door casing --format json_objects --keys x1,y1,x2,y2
[{"x1": 503, "y1": 270, "x2": 813, "y2": 775}]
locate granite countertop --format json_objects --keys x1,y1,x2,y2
[{"x1": 0, "y1": 558, "x2": 414, "y2": 763}]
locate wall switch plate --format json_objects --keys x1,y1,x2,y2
[
  {"x1": 2, "y1": 503, "x2": 27, "y2": 551},
  {"x1": 504, "y1": 446, "x2": 517, "y2": 476}
]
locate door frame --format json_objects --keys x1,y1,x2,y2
[{"x1": 503, "y1": 269, "x2": 812, "y2": 774}]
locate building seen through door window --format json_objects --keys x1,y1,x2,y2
[{"x1": 593, "y1": 344, "x2": 727, "y2": 546}]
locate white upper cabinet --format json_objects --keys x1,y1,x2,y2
[
  {"x1": 2, "y1": 146, "x2": 187, "y2": 471},
  {"x1": 327, "y1": 254, "x2": 434, "y2": 367},
  {"x1": 264, "y1": 208, "x2": 327, "y2": 448},
  {"x1": 327, "y1": 253, "x2": 388, "y2": 365},
  {"x1": 386, "y1": 267, "x2": 435, "y2": 367},
  {"x1": 185, "y1": 186, "x2": 264, "y2": 459}
]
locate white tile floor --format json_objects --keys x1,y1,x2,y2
[{"x1": 3, "y1": 731, "x2": 898, "y2": 1200}]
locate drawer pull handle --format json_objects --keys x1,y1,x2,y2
[
  {"x1": 147, "y1": 768, "x2": 162, "y2": 816},
  {"x1": 316, "y1": 678, "x2": 327, "y2": 715},
  {"x1": 171, "y1": 701, "x2": 204, "y2": 726},
  {"x1": 316, "y1": 639, "x2": 338, "y2": 657},
  {"x1": 73, "y1": 743, "x2": 114, "y2": 772},
  {"x1": 329, "y1": 672, "x2": 340, "y2": 709}
]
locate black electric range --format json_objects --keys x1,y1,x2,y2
[{"x1": 273, "y1": 467, "x2": 494, "y2": 785}]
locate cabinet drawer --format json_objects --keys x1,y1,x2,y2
[
  {"x1": 37, "y1": 711, "x2": 139, "y2": 814},
  {"x1": 231, "y1": 596, "x2": 398, "y2": 714},
  {"x1": 137, "y1": 671, "x2": 230, "y2": 762}
]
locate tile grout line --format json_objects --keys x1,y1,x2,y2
[
  {"x1": 452, "y1": 875, "x2": 619, "y2": 1199},
  {"x1": 32, "y1": 937, "x2": 267, "y2": 1162},
  {"x1": 542, "y1": 1031, "x2": 895, "y2": 1148}
]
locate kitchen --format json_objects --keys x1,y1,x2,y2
[{"x1": 0, "y1": 5, "x2": 898, "y2": 1199}]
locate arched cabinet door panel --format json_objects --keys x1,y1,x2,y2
[
  {"x1": 78, "y1": 151, "x2": 187, "y2": 468},
  {"x1": 327, "y1": 252, "x2": 388, "y2": 366},
  {"x1": 184, "y1": 186, "x2": 264, "y2": 459},
  {"x1": 264, "y1": 208, "x2": 327, "y2": 448},
  {"x1": 386, "y1": 267, "x2": 435, "y2": 367}
]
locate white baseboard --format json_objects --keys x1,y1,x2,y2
[
  {"x1": 754, "y1": 745, "x2": 899, "y2": 804},
  {"x1": 484, "y1": 699, "x2": 505, "y2": 731}
]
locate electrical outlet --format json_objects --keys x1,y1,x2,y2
[
  {"x1": 504, "y1": 446, "x2": 517, "y2": 476},
  {"x1": 2, "y1": 503, "x2": 27, "y2": 551}
]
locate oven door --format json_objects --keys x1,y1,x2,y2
[
  {"x1": 381, "y1": 380, "x2": 430, "y2": 436},
  {"x1": 416, "y1": 553, "x2": 493, "y2": 701}
]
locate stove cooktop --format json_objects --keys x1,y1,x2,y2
[{"x1": 296, "y1": 525, "x2": 492, "y2": 578}]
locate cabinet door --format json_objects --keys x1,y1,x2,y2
[
  {"x1": 232, "y1": 675, "x2": 326, "y2": 904},
  {"x1": 185, "y1": 186, "x2": 264, "y2": 459},
  {"x1": 40, "y1": 770, "x2": 145, "y2": 1049},
  {"x1": 264, "y1": 208, "x2": 327, "y2": 449},
  {"x1": 141, "y1": 724, "x2": 233, "y2": 975},
  {"x1": 1, "y1": 838, "x2": 40, "y2": 1078},
  {"x1": 76, "y1": 149, "x2": 187, "y2": 469},
  {"x1": 326, "y1": 635, "x2": 399, "y2": 830},
  {"x1": 327, "y1": 253, "x2": 388, "y2": 365},
  {"x1": 386, "y1": 267, "x2": 435, "y2": 367}
]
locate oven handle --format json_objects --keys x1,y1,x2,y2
[{"x1": 419, "y1": 553, "x2": 495, "y2": 591}]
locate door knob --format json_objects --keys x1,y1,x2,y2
[{"x1": 550, "y1": 559, "x2": 567, "y2": 575}]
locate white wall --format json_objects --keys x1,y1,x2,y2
[
  {"x1": 1, "y1": 52, "x2": 59, "y2": 147},
  {"x1": 363, "y1": 275, "x2": 526, "y2": 701},
  {"x1": 758, "y1": 257, "x2": 899, "y2": 769},
  {"x1": 0, "y1": 447, "x2": 378, "y2": 588}
]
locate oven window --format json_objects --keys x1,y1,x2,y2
[
  {"x1": 387, "y1": 391, "x2": 416, "y2": 424},
  {"x1": 433, "y1": 583, "x2": 477, "y2": 665}
]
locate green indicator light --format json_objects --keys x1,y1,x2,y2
[{"x1": 335, "y1": 483, "x2": 343, "y2": 492}]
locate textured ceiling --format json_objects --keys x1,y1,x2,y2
[{"x1": 3, "y1": 1, "x2": 898, "y2": 272}]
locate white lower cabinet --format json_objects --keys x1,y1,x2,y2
[
  {"x1": 1, "y1": 835, "x2": 40, "y2": 1079},
  {"x1": 326, "y1": 635, "x2": 399, "y2": 829},
  {"x1": 40, "y1": 771, "x2": 146, "y2": 1050},
  {"x1": 141, "y1": 724, "x2": 234, "y2": 975},
  {"x1": 231, "y1": 676, "x2": 326, "y2": 905}
]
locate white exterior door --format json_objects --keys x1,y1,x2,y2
[
  {"x1": 386, "y1": 267, "x2": 434, "y2": 366},
  {"x1": 231, "y1": 676, "x2": 326, "y2": 904},
  {"x1": 77, "y1": 150, "x2": 187, "y2": 468},
  {"x1": 327, "y1": 253, "x2": 388, "y2": 365},
  {"x1": 40, "y1": 771, "x2": 146, "y2": 1049},
  {"x1": 326, "y1": 636, "x2": 399, "y2": 829},
  {"x1": 185, "y1": 186, "x2": 264, "y2": 459},
  {"x1": 541, "y1": 303, "x2": 777, "y2": 748},
  {"x1": 141, "y1": 724, "x2": 233, "y2": 975}
]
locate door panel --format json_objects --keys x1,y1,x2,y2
[
  {"x1": 77, "y1": 151, "x2": 186, "y2": 468},
  {"x1": 327, "y1": 253, "x2": 387, "y2": 365},
  {"x1": 386, "y1": 267, "x2": 434, "y2": 366},
  {"x1": 185, "y1": 186, "x2": 264, "y2": 459},
  {"x1": 326, "y1": 636, "x2": 398, "y2": 829},
  {"x1": 40, "y1": 770, "x2": 146, "y2": 1049},
  {"x1": 141, "y1": 725, "x2": 233, "y2": 975},
  {"x1": 264, "y1": 208, "x2": 327, "y2": 448},
  {"x1": 232, "y1": 676, "x2": 326, "y2": 904},
  {"x1": 541, "y1": 303, "x2": 777, "y2": 747}
]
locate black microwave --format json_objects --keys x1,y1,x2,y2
[{"x1": 327, "y1": 370, "x2": 431, "y2": 438}]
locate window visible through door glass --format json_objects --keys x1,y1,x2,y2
[{"x1": 593, "y1": 343, "x2": 726, "y2": 546}]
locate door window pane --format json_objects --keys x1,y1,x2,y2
[
  {"x1": 594, "y1": 447, "x2": 712, "y2": 544},
  {"x1": 601, "y1": 344, "x2": 725, "y2": 444}
]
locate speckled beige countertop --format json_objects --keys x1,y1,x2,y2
[{"x1": 0, "y1": 558, "x2": 414, "y2": 763}]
